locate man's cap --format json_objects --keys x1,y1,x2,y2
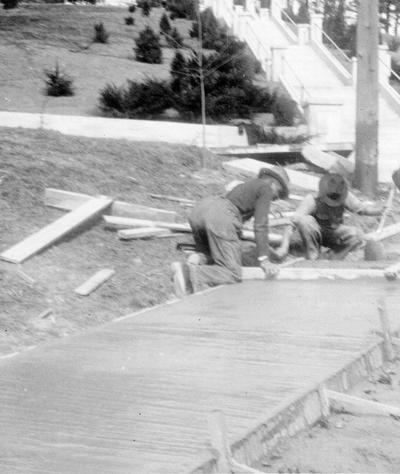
[
  {"x1": 318, "y1": 173, "x2": 348, "y2": 207},
  {"x1": 258, "y1": 166, "x2": 290, "y2": 199}
]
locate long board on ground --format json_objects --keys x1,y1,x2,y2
[
  {"x1": 103, "y1": 216, "x2": 283, "y2": 246},
  {"x1": 45, "y1": 188, "x2": 177, "y2": 222},
  {"x1": 302, "y1": 144, "x2": 354, "y2": 175},
  {"x1": 222, "y1": 159, "x2": 320, "y2": 192},
  {"x1": 211, "y1": 142, "x2": 353, "y2": 156},
  {"x1": 1, "y1": 197, "x2": 113, "y2": 264},
  {"x1": 241, "y1": 266, "x2": 385, "y2": 280}
]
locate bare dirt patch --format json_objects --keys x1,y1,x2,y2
[{"x1": 0, "y1": 127, "x2": 232, "y2": 355}]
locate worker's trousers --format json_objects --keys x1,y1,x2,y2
[
  {"x1": 188, "y1": 196, "x2": 242, "y2": 291},
  {"x1": 295, "y1": 215, "x2": 363, "y2": 260}
]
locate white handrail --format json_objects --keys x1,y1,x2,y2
[
  {"x1": 313, "y1": 22, "x2": 352, "y2": 64},
  {"x1": 280, "y1": 7, "x2": 298, "y2": 30},
  {"x1": 379, "y1": 56, "x2": 400, "y2": 84}
]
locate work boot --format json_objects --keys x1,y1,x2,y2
[
  {"x1": 171, "y1": 261, "x2": 192, "y2": 298},
  {"x1": 186, "y1": 251, "x2": 209, "y2": 265}
]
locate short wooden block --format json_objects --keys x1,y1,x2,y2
[{"x1": 75, "y1": 269, "x2": 115, "y2": 296}]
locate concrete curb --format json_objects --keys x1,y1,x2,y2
[{"x1": 191, "y1": 338, "x2": 390, "y2": 473}]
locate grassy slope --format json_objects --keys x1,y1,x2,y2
[
  {"x1": 0, "y1": 127, "x2": 233, "y2": 355},
  {"x1": 0, "y1": 4, "x2": 195, "y2": 115}
]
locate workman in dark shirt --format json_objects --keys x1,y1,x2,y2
[{"x1": 171, "y1": 166, "x2": 290, "y2": 296}]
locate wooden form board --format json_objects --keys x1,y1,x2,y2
[
  {"x1": 241, "y1": 266, "x2": 385, "y2": 281},
  {"x1": 1, "y1": 197, "x2": 113, "y2": 264},
  {"x1": 211, "y1": 142, "x2": 353, "y2": 156},
  {"x1": 75, "y1": 269, "x2": 115, "y2": 296},
  {"x1": 118, "y1": 227, "x2": 172, "y2": 240},
  {"x1": 103, "y1": 216, "x2": 284, "y2": 246},
  {"x1": 45, "y1": 188, "x2": 177, "y2": 222},
  {"x1": 302, "y1": 144, "x2": 354, "y2": 174},
  {"x1": 222, "y1": 159, "x2": 320, "y2": 192},
  {"x1": 103, "y1": 215, "x2": 191, "y2": 232},
  {"x1": 365, "y1": 221, "x2": 400, "y2": 242}
]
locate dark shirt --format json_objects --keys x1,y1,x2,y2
[{"x1": 227, "y1": 178, "x2": 273, "y2": 257}]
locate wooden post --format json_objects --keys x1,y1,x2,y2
[
  {"x1": 354, "y1": 0, "x2": 379, "y2": 197},
  {"x1": 377, "y1": 298, "x2": 396, "y2": 361}
]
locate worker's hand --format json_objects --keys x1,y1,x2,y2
[{"x1": 260, "y1": 260, "x2": 279, "y2": 280}]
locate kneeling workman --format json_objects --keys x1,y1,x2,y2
[
  {"x1": 286, "y1": 173, "x2": 382, "y2": 260},
  {"x1": 171, "y1": 166, "x2": 290, "y2": 296}
]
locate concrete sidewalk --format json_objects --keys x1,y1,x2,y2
[
  {"x1": 0, "y1": 279, "x2": 399, "y2": 474},
  {"x1": 0, "y1": 111, "x2": 248, "y2": 148}
]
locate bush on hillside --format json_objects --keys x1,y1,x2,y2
[
  {"x1": 167, "y1": 0, "x2": 196, "y2": 20},
  {"x1": 44, "y1": 63, "x2": 74, "y2": 97},
  {"x1": 99, "y1": 78, "x2": 173, "y2": 118},
  {"x1": 166, "y1": 27, "x2": 184, "y2": 48},
  {"x1": 2, "y1": 0, "x2": 18, "y2": 9},
  {"x1": 134, "y1": 26, "x2": 162, "y2": 63},
  {"x1": 94, "y1": 22, "x2": 109, "y2": 43},
  {"x1": 99, "y1": 83, "x2": 126, "y2": 115},
  {"x1": 270, "y1": 92, "x2": 300, "y2": 126},
  {"x1": 128, "y1": 4, "x2": 136, "y2": 12},
  {"x1": 141, "y1": 0, "x2": 151, "y2": 16},
  {"x1": 170, "y1": 50, "x2": 186, "y2": 91},
  {"x1": 189, "y1": 8, "x2": 227, "y2": 49},
  {"x1": 385, "y1": 34, "x2": 400, "y2": 52},
  {"x1": 159, "y1": 12, "x2": 171, "y2": 35},
  {"x1": 125, "y1": 16, "x2": 135, "y2": 25}
]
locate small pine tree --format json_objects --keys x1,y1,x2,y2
[
  {"x1": 167, "y1": 27, "x2": 184, "y2": 48},
  {"x1": 296, "y1": 2, "x2": 309, "y2": 23},
  {"x1": 170, "y1": 50, "x2": 186, "y2": 91},
  {"x1": 128, "y1": 4, "x2": 136, "y2": 12},
  {"x1": 160, "y1": 12, "x2": 171, "y2": 35},
  {"x1": 1, "y1": 0, "x2": 18, "y2": 9},
  {"x1": 44, "y1": 63, "x2": 74, "y2": 97},
  {"x1": 135, "y1": 26, "x2": 162, "y2": 63},
  {"x1": 125, "y1": 16, "x2": 135, "y2": 25},
  {"x1": 141, "y1": 0, "x2": 151, "y2": 16},
  {"x1": 94, "y1": 22, "x2": 109, "y2": 43}
]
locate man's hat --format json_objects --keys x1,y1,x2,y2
[
  {"x1": 258, "y1": 166, "x2": 290, "y2": 199},
  {"x1": 318, "y1": 173, "x2": 348, "y2": 207}
]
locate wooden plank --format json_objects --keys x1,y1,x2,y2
[
  {"x1": 103, "y1": 215, "x2": 191, "y2": 232},
  {"x1": 211, "y1": 142, "x2": 353, "y2": 156},
  {"x1": 241, "y1": 267, "x2": 384, "y2": 280},
  {"x1": 74, "y1": 269, "x2": 115, "y2": 296},
  {"x1": 45, "y1": 188, "x2": 177, "y2": 222},
  {"x1": 1, "y1": 197, "x2": 113, "y2": 264},
  {"x1": 302, "y1": 144, "x2": 354, "y2": 175},
  {"x1": 222, "y1": 159, "x2": 320, "y2": 191},
  {"x1": 365, "y1": 221, "x2": 400, "y2": 242},
  {"x1": 150, "y1": 194, "x2": 195, "y2": 205},
  {"x1": 326, "y1": 389, "x2": 400, "y2": 417},
  {"x1": 377, "y1": 298, "x2": 396, "y2": 361},
  {"x1": 118, "y1": 227, "x2": 172, "y2": 240}
]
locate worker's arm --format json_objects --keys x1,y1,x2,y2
[
  {"x1": 345, "y1": 192, "x2": 383, "y2": 216},
  {"x1": 269, "y1": 194, "x2": 317, "y2": 261}
]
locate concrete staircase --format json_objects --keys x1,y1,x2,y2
[{"x1": 205, "y1": 0, "x2": 400, "y2": 182}]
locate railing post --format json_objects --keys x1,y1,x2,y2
[
  {"x1": 352, "y1": 56, "x2": 357, "y2": 86},
  {"x1": 271, "y1": 46, "x2": 286, "y2": 81},
  {"x1": 260, "y1": 6, "x2": 270, "y2": 20},
  {"x1": 270, "y1": 0, "x2": 282, "y2": 20},
  {"x1": 310, "y1": 12, "x2": 323, "y2": 43},
  {"x1": 296, "y1": 24, "x2": 310, "y2": 45},
  {"x1": 379, "y1": 44, "x2": 391, "y2": 83}
]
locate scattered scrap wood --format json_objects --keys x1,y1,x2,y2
[
  {"x1": 118, "y1": 227, "x2": 172, "y2": 240},
  {"x1": 241, "y1": 267, "x2": 384, "y2": 280},
  {"x1": 302, "y1": 144, "x2": 354, "y2": 176},
  {"x1": 365, "y1": 221, "x2": 400, "y2": 242},
  {"x1": 1, "y1": 197, "x2": 113, "y2": 264},
  {"x1": 150, "y1": 193, "x2": 195, "y2": 206},
  {"x1": 222, "y1": 158, "x2": 320, "y2": 192},
  {"x1": 325, "y1": 389, "x2": 400, "y2": 417},
  {"x1": 74, "y1": 269, "x2": 115, "y2": 296},
  {"x1": 45, "y1": 188, "x2": 177, "y2": 222},
  {"x1": 103, "y1": 215, "x2": 191, "y2": 232}
]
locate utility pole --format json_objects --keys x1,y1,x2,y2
[
  {"x1": 196, "y1": 0, "x2": 207, "y2": 168},
  {"x1": 354, "y1": 0, "x2": 379, "y2": 196}
]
